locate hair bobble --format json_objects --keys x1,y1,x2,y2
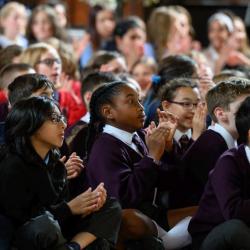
[{"x1": 152, "y1": 75, "x2": 161, "y2": 85}]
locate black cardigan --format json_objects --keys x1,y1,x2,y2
[{"x1": 0, "y1": 148, "x2": 72, "y2": 226}]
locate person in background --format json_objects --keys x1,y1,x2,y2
[
  {"x1": 131, "y1": 56, "x2": 157, "y2": 104},
  {"x1": 0, "y1": 2, "x2": 28, "y2": 48},
  {"x1": 78, "y1": 4, "x2": 116, "y2": 68},
  {"x1": 26, "y1": 4, "x2": 67, "y2": 45}
]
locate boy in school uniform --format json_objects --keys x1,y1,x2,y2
[
  {"x1": 188, "y1": 95, "x2": 250, "y2": 250},
  {"x1": 182, "y1": 77, "x2": 250, "y2": 206}
]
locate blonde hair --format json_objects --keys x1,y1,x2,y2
[
  {"x1": 45, "y1": 37, "x2": 79, "y2": 79},
  {"x1": 147, "y1": 7, "x2": 178, "y2": 61},
  {"x1": 19, "y1": 42, "x2": 59, "y2": 68},
  {"x1": 0, "y1": 2, "x2": 26, "y2": 20}
]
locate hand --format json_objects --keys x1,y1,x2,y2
[
  {"x1": 198, "y1": 77, "x2": 215, "y2": 102},
  {"x1": 192, "y1": 103, "x2": 207, "y2": 140},
  {"x1": 157, "y1": 109, "x2": 178, "y2": 151},
  {"x1": 226, "y1": 51, "x2": 250, "y2": 67},
  {"x1": 62, "y1": 152, "x2": 84, "y2": 180},
  {"x1": 92, "y1": 183, "x2": 107, "y2": 211},
  {"x1": 67, "y1": 187, "x2": 100, "y2": 217},
  {"x1": 72, "y1": 33, "x2": 91, "y2": 60},
  {"x1": 145, "y1": 121, "x2": 170, "y2": 161}
]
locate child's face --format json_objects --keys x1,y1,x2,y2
[
  {"x1": 31, "y1": 106, "x2": 66, "y2": 153},
  {"x1": 162, "y1": 87, "x2": 199, "y2": 132},
  {"x1": 31, "y1": 11, "x2": 53, "y2": 41},
  {"x1": 116, "y1": 27, "x2": 146, "y2": 58},
  {"x1": 2, "y1": 9, "x2": 25, "y2": 37},
  {"x1": 233, "y1": 19, "x2": 247, "y2": 50},
  {"x1": 106, "y1": 84, "x2": 145, "y2": 133},
  {"x1": 208, "y1": 20, "x2": 230, "y2": 50},
  {"x1": 223, "y1": 95, "x2": 249, "y2": 139},
  {"x1": 35, "y1": 50, "x2": 62, "y2": 84},
  {"x1": 132, "y1": 63, "x2": 153, "y2": 92},
  {"x1": 96, "y1": 9, "x2": 115, "y2": 39}
]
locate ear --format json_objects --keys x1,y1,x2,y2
[
  {"x1": 101, "y1": 104, "x2": 114, "y2": 121},
  {"x1": 83, "y1": 91, "x2": 92, "y2": 105},
  {"x1": 162, "y1": 100, "x2": 171, "y2": 111},
  {"x1": 214, "y1": 107, "x2": 228, "y2": 123}
]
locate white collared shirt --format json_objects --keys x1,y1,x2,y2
[
  {"x1": 174, "y1": 129, "x2": 192, "y2": 146},
  {"x1": 80, "y1": 112, "x2": 90, "y2": 123},
  {"x1": 245, "y1": 145, "x2": 250, "y2": 164},
  {"x1": 103, "y1": 124, "x2": 142, "y2": 155},
  {"x1": 208, "y1": 123, "x2": 237, "y2": 149}
]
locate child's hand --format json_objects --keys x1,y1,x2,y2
[
  {"x1": 92, "y1": 183, "x2": 107, "y2": 211},
  {"x1": 62, "y1": 152, "x2": 84, "y2": 180},
  {"x1": 157, "y1": 109, "x2": 178, "y2": 151},
  {"x1": 192, "y1": 103, "x2": 207, "y2": 140},
  {"x1": 67, "y1": 187, "x2": 100, "y2": 217},
  {"x1": 146, "y1": 121, "x2": 170, "y2": 161}
]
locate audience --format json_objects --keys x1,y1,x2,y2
[{"x1": 0, "y1": 2, "x2": 249, "y2": 249}]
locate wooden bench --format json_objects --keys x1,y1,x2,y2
[{"x1": 168, "y1": 206, "x2": 198, "y2": 228}]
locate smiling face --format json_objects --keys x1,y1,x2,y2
[
  {"x1": 162, "y1": 86, "x2": 200, "y2": 132},
  {"x1": 233, "y1": 18, "x2": 247, "y2": 50},
  {"x1": 208, "y1": 20, "x2": 230, "y2": 51},
  {"x1": 31, "y1": 10, "x2": 53, "y2": 42},
  {"x1": 35, "y1": 49, "x2": 61, "y2": 84},
  {"x1": 105, "y1": 84, "x2": 145, "y2": 133}
]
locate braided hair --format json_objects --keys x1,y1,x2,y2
[{"x1": 84, "y1": 80, "x2": 128, "y2": 163}]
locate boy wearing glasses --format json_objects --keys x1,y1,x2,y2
[
  {"x1": 182, "y1": 78, "x2": 250, "y2": 206},
  {"x1": 160, "y1": 78, "x2": 206, "y2": 208}
]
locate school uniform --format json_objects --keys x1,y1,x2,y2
[
  {"x1": 87, "y1": 125, "x2": 178, "y2": 229},
  {"x1": 188, "y1": 144, "x2": 250, "y2": 250},
  {"x1": 181, "y1": 123, "x2": 237, "y2": 205},
  {"x1": 0, "y1": 146, "x2": 121, "y2": 249},
  {"x1": 163, "y1": 129, "x2": 194, "y2": 209},
  {"x1": 65, "y1": 112, "x2": 89, "y2": 152}
]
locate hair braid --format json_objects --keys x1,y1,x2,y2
[{"x1": 84, "y1": 80, "x2": 127, "y2": 162}]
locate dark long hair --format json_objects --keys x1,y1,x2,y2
[
  {"x1": 4, "y1": 96, "x2": 60, "y2": 160},
  {"x1": 88, "y1": 5, "x2": 115, "y2": 50},
  {"x1": 84, "y1": 80, "x2": 127, "y2": 162}
]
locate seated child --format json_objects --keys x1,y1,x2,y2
[
  {"x1": 188, "y1": 95, "x2": 250, "y2": 250},
  {"x1": 160, "y1": 78, "x2": 206, "y2": 208},
  {"x1": 182, "y1": 77, "x2": 250, "y2": 205},
  {"x1": 86, "y1": 80, "x2": 193, "y2": 249},
  {"x1": 0, "y1": 96, "x2": 121, "y2": 250}
]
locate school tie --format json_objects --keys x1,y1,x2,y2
[
  {"x1": 179, "y1": 134, "x2": 190, "y2": 153},
  {"x1": 132, "y1": 134, "x2": 148, "y2": 156}
]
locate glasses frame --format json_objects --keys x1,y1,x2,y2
[
  {"x1": 167, "y1": 100, "x2": 199, "y2": 110},
  {"x1": 36, "y1": 58, "x2": 61, "y2": 67},
  {"x1": 48, "y1": 113, "x2": 67, "y2": 124}
]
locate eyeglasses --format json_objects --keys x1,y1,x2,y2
[
  {"x1": 48, "y1": 113, "x2": 67, "y2": 124},
  {"x1": 37, "y1": 58, "x2": 61, "y2": 66},
  {"x1": 168, "y1": 100, "x2": 198, "y2": 110}
]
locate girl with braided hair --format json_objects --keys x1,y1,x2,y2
[{"x1": 85, "y1": 80, "x2": 192, "y2": 249}]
